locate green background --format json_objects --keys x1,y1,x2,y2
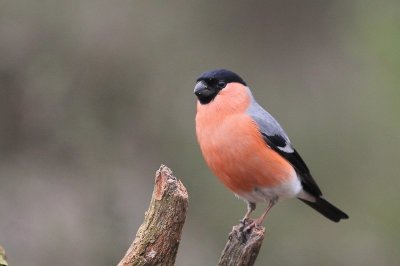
[{"x1": 1, "y1": 1, "x2": 399, "y2": 265}]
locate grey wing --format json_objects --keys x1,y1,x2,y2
[
  {"x1": 246, "y1": 98, "x2": 322, "y2": 197},
  {"x1": 247, "y1": 99, "x2": 293, "y2": 152}
]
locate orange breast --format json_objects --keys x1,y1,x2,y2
[{"x1": 196, "y1": 83, "x2": 294, "y2": 194}]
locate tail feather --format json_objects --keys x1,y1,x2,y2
[{"x1": 299, "y1": 197, "x2": 349, "y2": 222}]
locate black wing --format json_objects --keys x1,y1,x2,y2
[{"x1": 261, "y1": 133, "x2": 322, "y2": 197}]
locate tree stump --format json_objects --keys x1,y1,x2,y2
[
  {"x1": 218, "y1": 219, "x2": 265, "y2": 266},
  {"x1": 118, "y1": 165, "x2": 189, "y2": 266}
]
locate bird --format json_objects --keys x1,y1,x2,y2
[{"x1": 194, "y1": 69, "x2": 348, "y2": 226}]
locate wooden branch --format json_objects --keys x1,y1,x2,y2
[
  {"x1": 0, "y1": 245, "x2": 8, "y2": 266},
  {"x1": 118, "y1": 165, "x2": 188, "y2": 266},
  {"x1": 117, "y1": 164, "x2": 265, "y2": 265},
  {"x1": 218, "y1": 219, "x2": 265, "y2": 266}
]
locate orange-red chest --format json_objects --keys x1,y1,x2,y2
[{"x1": 195, "y1": 84, "x2": 294, "y2": 195}]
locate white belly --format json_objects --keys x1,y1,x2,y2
[{"x1": 238, "y1": 173, "x2": 302, "y2": 203}]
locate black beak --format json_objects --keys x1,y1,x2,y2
[
  {"x1": 194, "y1": 81, "x2": 209, "y2": 97},
  {"x1": 194, "y1": 80, "x2": 219, "y2": 104}
]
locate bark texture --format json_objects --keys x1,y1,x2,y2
[
  {"x1": 0, "y1": 246, "x2": 7, "y2": 266},
  {"x1": 118, "y1": 165, "x2": 188, "y2": 266},
  {"x1": 218, "y1": 219, "x2": 265, "y2": 266}
]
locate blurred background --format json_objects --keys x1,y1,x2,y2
[{"x1": 1, "y1": 1, "x2": 399, "y2": 265}]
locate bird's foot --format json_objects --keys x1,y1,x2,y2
[
  {"x1": 238, "y1": 218, "x2": 262, "y2": 233},
  {"x1": 243, "y1": 197, "x2": 277, "y2": 231},
  {"x1": 243, "y1": 219, "x2": 262, "y2": 233},
  {"x1": 240, "y1": 217, "x2": 250, "y2": 225}
]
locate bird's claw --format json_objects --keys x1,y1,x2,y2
[{"x1": 243, "y1": 221, "x2": 257, "y2": 233}]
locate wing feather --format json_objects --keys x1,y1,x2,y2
[{"x1": 247, "y1": 97, "x2": 322, "y2": 196}]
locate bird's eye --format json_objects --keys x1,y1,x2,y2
[{"x1": 218, "y1": 81, "x2": 226, "y2": 88}]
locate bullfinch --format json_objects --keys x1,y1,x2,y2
[{"x1": 194, "y1": 69, "x2": 348, "y2": 226}]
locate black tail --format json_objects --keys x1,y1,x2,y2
[{"x1": 299, "y1": 197, "x2": 349, "y2": 222}]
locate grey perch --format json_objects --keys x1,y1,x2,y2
[
  {"x1": 218, "y1": 220, "x2": 265, "y2": 266},
  {"x1": 118, "y1": 165, "x2": 189, "y2": 266},
  {"x1": 117, "y1": 165, "x2": 266, "y2": 266}
]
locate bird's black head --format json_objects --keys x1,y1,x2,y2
[{"x1": 194, "y1": 69, "x2": 247, "y2": 104}]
